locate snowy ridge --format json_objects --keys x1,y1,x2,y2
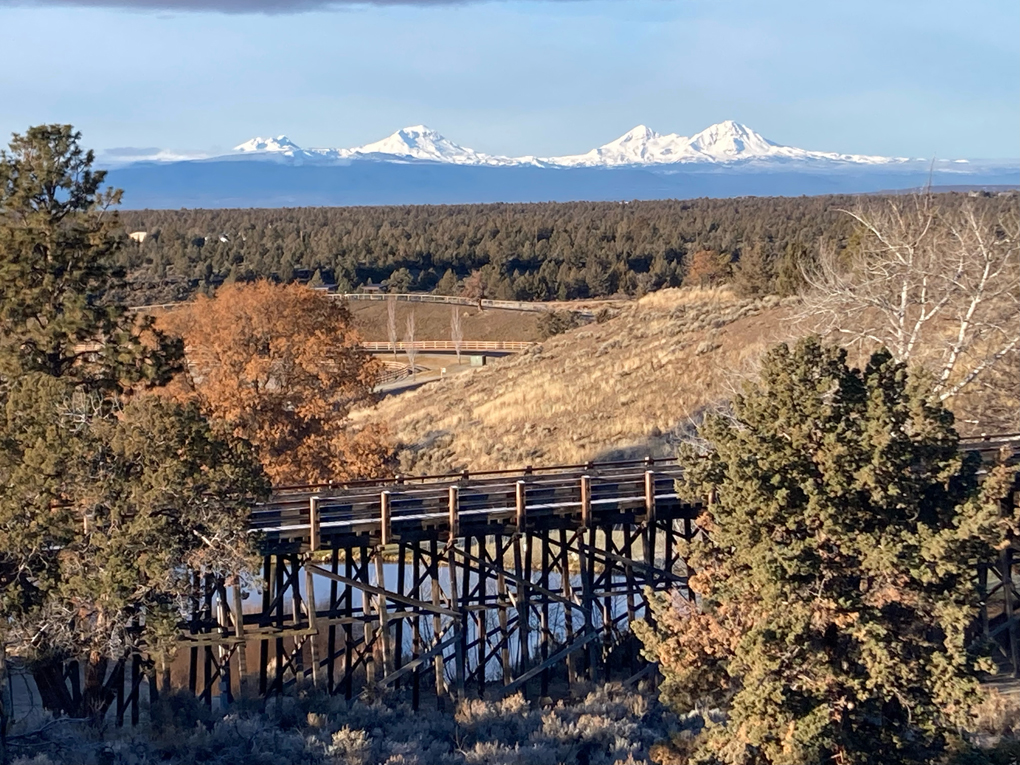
[
  {"x1": 217, "y1": 121, "x2": 942, "y2": 169},
  {"x1": 549, "y1": 121, "x2": 901, "y2": 167}
]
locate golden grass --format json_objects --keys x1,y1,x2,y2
[{"x1": 353, "y1": 288, "x2": 796, "y2": 474}]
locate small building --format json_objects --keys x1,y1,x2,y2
[{"x1": 128, "y1": 231, "x2": 148, "y2": 244}]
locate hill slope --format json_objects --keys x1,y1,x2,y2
[{"x1": 358, "y1": 288, "x2": 793, "y2": 474}]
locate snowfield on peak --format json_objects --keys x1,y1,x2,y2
[
  {"x1": 347, "y1": 125, "x2": 521, "y2": 166},
  {"x1": 546, "y1": 120, "x2": 901, "y2": 167},
  {"x1": 225, "y1": 120, "x2": 921, "y2": 169},
  {"x1": 233, "y1": 135, "x2": 304, "y2": 153}
]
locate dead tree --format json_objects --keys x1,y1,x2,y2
[
  {"x1": 451, "y1": 306, "x2": 463, "y2": 364},
  {"x1": 405, "y1": 310, "x2": 418, "y2": 380},
  {"x1": 387, "y1": 295, "x2": 398, "y2": 362},
  {"x1": 800, "y1": 194, "x2": 1019, "y2": 403}
]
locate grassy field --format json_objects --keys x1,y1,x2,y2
[{"x1": 354, "y1": 287, "x2": 795, "y2": 474}]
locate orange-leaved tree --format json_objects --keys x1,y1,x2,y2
[
  {"x1": 160, "y1": 281, "x2": 391, "y2": 485},
  {"x1": 685, "y1": 249, "x2": 732, "y2": 288}
]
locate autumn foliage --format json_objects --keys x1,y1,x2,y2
[
  {"x1": 160, "y1": 281, "x2": 391, "y2": 485},
  {"x1": 684, "y1": 249, "x2": 731, "y2": 288}
]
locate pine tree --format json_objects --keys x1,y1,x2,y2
[
  {"x1": 637, "y1": 337, "x2": 1017, "y2": 764},
  {"x1": 435, "y1": 268, "x2": 460, "y2": 295},
  {"x1": 0, "y1": 125, "x2": 181, "y2": 390}
]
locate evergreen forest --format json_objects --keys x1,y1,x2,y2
[{"x1": 116, "y1": 193, "x2": 1018, "y2": 305}]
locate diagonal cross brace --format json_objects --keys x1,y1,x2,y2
[{"x1": 306, "y1": 563, "x2": 459, "y2": 618}]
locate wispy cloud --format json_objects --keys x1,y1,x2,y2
[
  {"x1": 97, "y1": 146, "x2": 212, "y2": 164},
  {"x1": 1, "y1": 0, "x2": 497, "y2": 11}
]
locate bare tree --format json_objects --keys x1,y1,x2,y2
[
  {"x1": 405, "y1": 310, "x2": 418, "y2": 380},
  {"x1": 799, "y1": 194, "x2": 1019, "y2": 402},
  {"x1": 387, "y1": 295, "x2": 398, "y2": 362},
  {"x1": 451, "y1": 306, "x2": 464, "y2": 364}
]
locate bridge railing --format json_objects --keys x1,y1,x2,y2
[
  {"x1": 266, "y1": 433, "x2": 1020, "y2": 497},
  {"x1": 250, "y1": 463, "x2": 689, "y2": 548},
  {"x1": 362, "y1": 340, "x2": 535, "y2": 353}
]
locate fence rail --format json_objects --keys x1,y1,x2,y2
[
  {"x1": 363, "y1": 340, "x2": 536, "y2": 353},
  {"x1": 338, "y1": 292, "x2": 615, "y2": 314}
]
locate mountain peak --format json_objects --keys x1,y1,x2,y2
[
  {"x1": 223, "y1": 119, "x2": 907, "y2": 170},
  {"x1": 687, "y1": 121, "x2": 777, "y2": 158},
  {"x1": 619, "y1": 125, "x2": 658, "y2": 140},
  {"x1": 353, "y1": 125, "x2": 500, "y2": 164},
  {"x1": 396, "y1": 124, "x2": 437, "y2": 135},
  {"x1": 234, "y1": 135, "x2": 302, "y2": 153}
]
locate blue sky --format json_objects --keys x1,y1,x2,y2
[{"x1": 0, "y1": 0, "x2": 1017, "y2": 159}]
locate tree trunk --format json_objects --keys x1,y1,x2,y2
[
  {"x1": 1, "y1": 642, "x2": 8, "y2": 765},
  {"x1": 30, "y1": 657, "x2": 76, "y2": 717},
  {"x1": 82, "y1": 652, "x2": 111, "y2": 725}
]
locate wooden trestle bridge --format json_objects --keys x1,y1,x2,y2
[
  {"x1": 59, "y1": 435, "x2": 1018, "y2": 724},
  {"x1": 184, "y1": 456, "x2": 699, "y2": 711}
]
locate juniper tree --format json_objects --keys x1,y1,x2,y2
[
  {"x1": 637, "y1": 337, "x2": 1018, "y2": 765},
  {"x1": 0, "y1": 375, "x2": 267, "y2": 719},
  {"x1": 0, "y1": 126, "x2": 268, "y2": 723}
]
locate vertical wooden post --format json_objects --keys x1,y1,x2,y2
[
  {"x1": 1003, "y1": 547, "x2": 1019, "y2": 678},
  {"x1": 216, "y1": 596, "x2": 231, "y2": 709},
  {"x1": 539, "y1": 530, "x2": 551, "y2": 698},
  {"x1": 683, "y1": 517, "x2": 696, "y2": 600},
  {"x1": 309, "y1": 496, "x2": 320, "y2": 555},
  {"x1": 258, "y1": 557, "x2": 271, "y2": 697},
  {"x1": 644, "y1": 471, "x2": 657, "y2": 569},
  {"x1": 360, "y1": 546, "x2": 376, "y2": 684},
  {"x1": 559, "y1": 527, "x2": 576, "y2": 688},
  {"x1": 579, "y1": 474, "x2": 595, "y2": 680},
  {"x1": 231, "y1": 582, "x2": 248, "y2": 698},
  {"x1": 429, "y1": 537, "x2": 448, "y2": 706},
  {"x1": 130, "y1": 653, "x2": 141, "y2": 726},
  {"x1": 411, "y1": 542, "x2": 423, "y2": 711},
  {"x1": 515, "y1": 481, "x2": 527, "y2": 533},
  {"x1": 274, "y1": 556, "x2": 285, "y2": 696},
  {"x1": 580, "y1": 475, "x2": 591, "y2": 529},
  {"x1": 343, "y1": 550, "x2": 354, "y2": 700},
  {"x1": 476, "y1": 536, "x2": 488, "y2": 698},
  {"x1": 457, "y1": 536, "x2": 470, "y2": 696},
  {"x1": 306, "y1": 497, "x2": 321, "y2": 689},
  {"x1": 513, "y1": 528, "x2": 531, "y2": 694},
  {"x1": 305, "y1": 564, "x2": 320, "y2": 688},
  {"x1": 374, "y1": 550, "x2": 392, "y2": 678},
  {"x1": 326, "y1": 546, "x2": 339, "y2": 694},
  {"x1": 380, "y1": 491, "x2": 392, "y2": 547},
  {"x1": 978, "y1": 563, "x2": 990, "y2": 646},
  {"x1": 394, "y1": 542, "x2": 407, "y2": 685},
  {"x1": 601, "y1": 527, "x2": 613, "y2": 678},
  {"x1": 622, "y1": 527, "x2": 637, "y2": 675},
  {"x1": 448, "y1": 486, "x2": 460, "y2": 540},
  {"x1": 495, "y1": 532, "x2": 512, "y2": 686},
  {"x1": 189, "y1": 571, "x2": 200, "y2": 697},
  {"x1": 290, "y1": 555, "x2": 305, "y2": 680}
]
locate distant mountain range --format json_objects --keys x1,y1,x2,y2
[{"x1": 102, "y1": 121, "x2": 1019, "y2": 209}]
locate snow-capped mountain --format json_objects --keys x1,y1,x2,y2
[
  {"x1": 226, "y1": 121, "x2": 912, "y2": 169},
  {"x1": 348, "y1": 125, "x2": 522, "y2": 166},
  {"x1": 549, "y1": 120, "x2": 900, "y2": 167},
  {"x1": 103, "y1": 120, "x2": 1015, "y2": 209},
  {"x1": 234, "y1": 135, "x2": 305, "y2": 154}
]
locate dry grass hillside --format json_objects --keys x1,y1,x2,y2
[{"x1": 356, "y1": 288, "x2": 795, "y2": 474}]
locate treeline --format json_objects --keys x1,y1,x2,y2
[{"x1": 115, "y1": 193, "x2": 1017, "y2": 305}]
